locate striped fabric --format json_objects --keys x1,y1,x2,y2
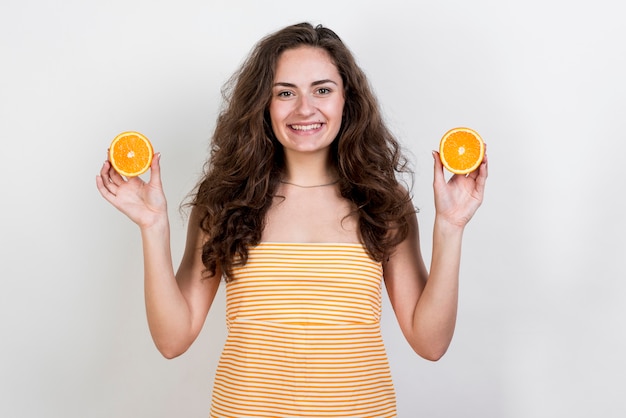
[{"x1": 210, "y1": 242, "x2": 397, "y2": 418}]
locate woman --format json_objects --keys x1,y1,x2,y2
[{"x1": 96, "y1": 22, "x2": 488, "y2": 418}]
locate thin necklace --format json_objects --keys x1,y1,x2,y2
[{"x1": 279, "y1": 179, "x2": 339, "y2": 188}]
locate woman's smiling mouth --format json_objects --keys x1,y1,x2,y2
[{"x1": 289, "y1": 123, "x2": 323, "y2": 132}]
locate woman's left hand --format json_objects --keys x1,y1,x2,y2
[{"x1": 432, "y1": 147, "x2": 488, "y2": 228}]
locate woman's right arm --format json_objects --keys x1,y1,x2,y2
[{"x1": 97, "y1": 154, "x2": 220, "y2": 359}]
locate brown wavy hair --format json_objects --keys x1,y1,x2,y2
[{"x1": 190, "y1": 22, "x2": 414, "y2": 281}]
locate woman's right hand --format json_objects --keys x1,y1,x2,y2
[{"x1": 96, "y1": 152, "x2": 168, "y2": 229}]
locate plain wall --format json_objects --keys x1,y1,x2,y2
[{"x1": 1, "y1": 0, "x2": 625, "y2": 417}]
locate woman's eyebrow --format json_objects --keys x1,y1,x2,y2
[
  {"x1": 311, "y1": 79, "x2": 339, "y2": 87},
  {"x1": 273, "y1": 82, "x2": 297, "y2": 88},
  {"x1": 273, "y1": 79, "x2": 339, "y2": 88}
]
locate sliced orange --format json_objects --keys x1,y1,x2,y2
[
  {"x1": 439, "y1": 127, "x2": 485, "y2": 174},
  {"x1": 108, "y1": 131, "x2": 154, "y2": 177}
]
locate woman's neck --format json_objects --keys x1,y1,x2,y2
[{"x1": 282, "y1": 152, "x2": 337, "y2": 187}]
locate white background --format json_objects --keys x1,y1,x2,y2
[{"x1": 1, "y1": 0, "x2": 625, "y2": 417}]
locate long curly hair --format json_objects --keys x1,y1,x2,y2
[{"x1": 190, "y1": 22, "x2": 414, "y2": 281}]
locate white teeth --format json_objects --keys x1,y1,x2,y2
[{"x1": 290, "y1": 123, "x2": 322, "y2": 131}]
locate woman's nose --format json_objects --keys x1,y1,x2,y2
[{"x1": 295, "y1": 94, "x2": 315, "y2": 116}]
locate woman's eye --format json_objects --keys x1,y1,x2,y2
[
  {"x1": 317, "y1": 87, "x2": 331, "y2": 94},
  {"x1": 277, "y1": 91, "x2": 293, "y2": 98}
]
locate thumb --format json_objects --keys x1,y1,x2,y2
[
  {"x1": 148, "y1": 152, "x2": 163, "y2": 188},
  {"x1": 432, "y1": 150, "x2": 446, "y2": 187}
]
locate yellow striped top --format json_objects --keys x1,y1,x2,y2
[
  {"x1": 226, "y1": 242, "x2": 383, "y2": 326},
  {"x1": 210, "y1": 243, "x2": 397, "y2": 417}
]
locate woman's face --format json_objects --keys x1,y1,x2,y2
[{"x1": 269, "y1": 46, "x2": 345, "y2": 159}]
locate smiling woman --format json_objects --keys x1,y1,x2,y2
[
  {"x1": 269, "y1": 46, "x2": 345, "y2": 166},
  {"x1": 96, "y1": 21, "x2": 488, "y2": 417}
]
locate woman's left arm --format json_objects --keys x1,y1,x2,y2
[{"x1": 384, "y1": 150, "x2": 488, "y2": 361}]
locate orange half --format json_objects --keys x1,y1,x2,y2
[
  {"x1": 109, "y1": 131, "x2": 154, "y2": 177},
  {"x1": 439, "y1": 127, "x2": 485, "y2": 174}
]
